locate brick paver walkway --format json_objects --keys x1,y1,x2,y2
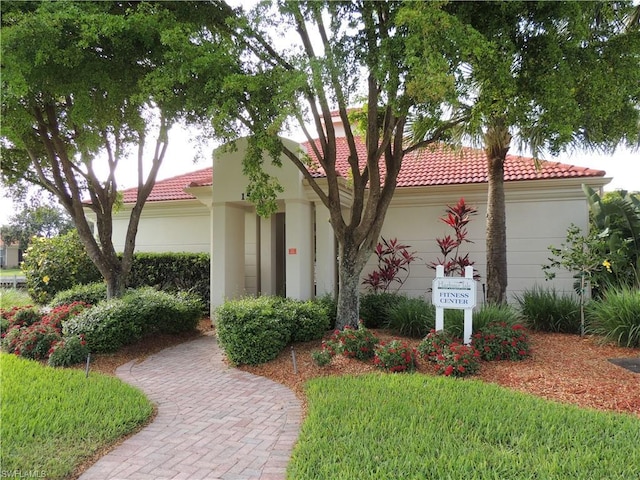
[{"x1": 79, "y1": 334, "x2": 301, "y2": 480}]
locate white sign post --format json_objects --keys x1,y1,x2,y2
[{"x1": 432, "y1": 265, "x2": 477, "y2": 344}]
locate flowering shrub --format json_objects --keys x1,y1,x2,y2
[
  {"x1": 373, "y1": 340, "x2": 417, "y2": 372},
  {"x1": 472, "y1": 322, "x2": 530, "y2": 361},
  {"x1": 433, "y1": 342, "x2": 481, "y2": 377},
  {"x1": 2, "y1": 323, "x2": 62, "y2": 360},
  {"x1": 41, "y1": 302, "x2": 92, "y2": 330},
  {"x1": 417, "y1": 330, "x2": 460, "y2": 361},
  {"x1": 1, "y1": 306, "x2": 42, "y2": 330},
  {"x1": 311, "y1": 340, "x2": 337, "y2": 367},
  {"x1": 48, "y1": 335, "x2": 89, "y2": 367},
  {"x1": 329, "y1": 322, "x2": 379, "y2": 361}
]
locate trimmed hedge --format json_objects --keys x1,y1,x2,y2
[
  {"x1": 23, "y1": 236, "x2": 210, "y2": 310},
  {"x1": 128, "y1": 252, "x2": 210, "y2": 312},
  {"x1": 216, "y1": 296, "x2": 330, "y2": 365}
]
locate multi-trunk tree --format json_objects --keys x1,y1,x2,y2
[
  {"x1": 1, "y1": 1, "x2": 239, "y2": 297},
  {"x1": 208, "y1": 1, "x2": 482, "y2": 329}
]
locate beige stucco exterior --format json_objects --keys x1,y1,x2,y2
[{"x1": 104, "y1": 136, "x2": 609, "y2": 314}]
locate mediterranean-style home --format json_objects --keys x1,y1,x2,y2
[{"x1": 107, "y1": 117, "x2": 608, "y2": 313}]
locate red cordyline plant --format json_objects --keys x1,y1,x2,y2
[
  {"x1": 428, "y1": 198, "x2": 480, "y2": 278},
  {"x1": 363, "y1": 237, "x2": 418, "y2": 293}
]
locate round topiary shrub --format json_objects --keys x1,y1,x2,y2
[{"x1": 215, "y1": 296, "x2": 294, "y2": 365}]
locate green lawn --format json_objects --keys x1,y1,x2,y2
[
  {"x1": 287, "y1": 374, "x2": 640, "y2": 479},
  {"x1": 0, "y1": 354, "x2": 154, "y2": 480},
  {"x1": 0, "y1": 268, "x2": 23, "y2": 277}
]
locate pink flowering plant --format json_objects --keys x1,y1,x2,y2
[
  {"x1": 373, "y1": 340, "x2": 417, "y2": 372},
  {"x1": 471, "y1": 322, "x2": 530, "y2": 361},
  {"x1": 417, "y1": 329, "x2": 460, "y2": 361},
  {"x1": 2, "y1": 323, "x2": 61, "y2": 360},
  {"x1": 311, "y1": 339, "x2": 339, "y2": 367},
  {"x1": 329, "y1": 321, "x2": 379, "y2": 361},
  {"x1": 418, "y1": 330, "x2": 481, "y2": 377},
  {"x1": 41, "y1": 301, "x2": 92, "y2": 331},
  {"x1": 433, "y1": 342, "x2": 481, "y2": 377}
]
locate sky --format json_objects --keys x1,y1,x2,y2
[{"x1": 1, "y1": 125, "x2": 638, "y2": 227}]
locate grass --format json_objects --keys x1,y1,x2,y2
[
  {"x1": 287, "y1": 374, "x2": 640, "y2": 480},
  {"x1": 0, "y1": 288, "x2": 33, "y2": 309},
  {"x1": 587, "y1": 286, "x2": 640, "y2": 348},
  {"x1": 0, "y1": 353, "x2": 154, "y2": 479},
  {"x1": 0, "y1": 268, "x2": 23, "y2": 277}
]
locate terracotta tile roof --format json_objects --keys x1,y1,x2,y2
[
  {"x1": 122, "y1": 167, "x2": 213, "y2": 203},
  {"x1": 121, "y1": 138, "x2": 605, "y2": 203},
  {"x1": 304, "y1": 137, "x2": 605, "y2": 187}
]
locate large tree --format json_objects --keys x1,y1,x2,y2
[
  {"x1": 445, "y1": 1, "x2": 640, "y2": 304},
  {"x1": 198, "y1": 1, "x2": 483, "y2": 329},
  {"x1": 0, "y1": 196, "x2": 73, "y2": 251},
  {"x1": 0, "y1": 1, "x2": 238, "y2": 297}
]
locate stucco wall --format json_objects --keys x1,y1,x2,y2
[
  {"x1": 109, "y1": 202, "x2": 210, "y2": 253},
  {"x1": 362, "y1": 180, "x2": 595, "y2": 304}
]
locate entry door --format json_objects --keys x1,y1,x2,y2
[{"x1": 275, "y1": 212, "x2": 286, "y2": 297}]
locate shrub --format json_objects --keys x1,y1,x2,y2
[
  {"x1": 63, "y1": 288, "x2": 202, "y2": 353},
  {"x1": 41, "y1": 302, "x2": 92, "y2": 331},
  {"x1": 8, "y1": 306, "x2": 42, "y2": 328},
  {"x1": 285, "y1": 299, "x2": 330, "y2": 343},
  {"x1": 313, "y1": 294, "x2": 337, "y2": 330},
  {"x1": 373, "y1": 340, "x2": 417, "y2": 372},
  {"x1": 121, "y1": 288, "x2": 202, "y2": 335},
  {"x1": 515, "y1": 286, "x2": 581, "y2": 333},
  {"x1": 22, "y1": 230, "x2": 101, "y2": 304},
  {"x1": 328, "y1": 322, "x2": 379, "y2": 361},
  {"x1": 47, "y1": 335, "x2": 89, "y2": 367},
  {"x1": 2, "y1": 323, "x2": 61, "y2": 360},
  {"x1": 362, "y1": 237, "x2": 417, "y2": 293},
  {"x1": 128, "y1": 252, "x2": 210, "y2": 313},
  {"x1": 216, "y1": 296, "x2": 295, "y2": 365},
  {"x1": 360, "y1": 292, "x2": 405, "y2": 328},
  {"x1": 586, "y1": 286, "x2": 640, "y2": 348},
  {"x1": 471, "y1": 322, "x2": 530, "y2": 361},
  {"x1": 50, "y1": 282, "x2": 107, "y2": 307},
  {"x1": 386, "y1": 296, "x2": 433, "y2": 338},
  {"x1": 63, "y1": 299, "x2": 144, "y2": 353},
  {"x1": 417, "y1": 329, "x2": 460, "y2": 362},
  {"x1": 311, "y1": 346, "x2": 334, "y2": 367},
  {"x1": 432, "y1": 342, "x2": 481, "y2": 377}
]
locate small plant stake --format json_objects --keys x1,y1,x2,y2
[
  {"x1": 290, "y1": 346, "x2": 298, "y2": 374},
  {"x1": 85, "y1": 352, "x2": 91, "y2": 378},
  {"x1": 432, "y1": 265, "x2": 477, "y2": 344}
]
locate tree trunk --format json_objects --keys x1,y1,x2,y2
[
  {"x1": 335, "y1": 236, "x2": 371, "y2": 330},
  {"x1": 484, "y1": 121, "x2": 511, "y2": 305}
]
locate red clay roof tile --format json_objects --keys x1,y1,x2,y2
[{"x1": 120, "y1": 137, "x2": 605, "y2": 203}]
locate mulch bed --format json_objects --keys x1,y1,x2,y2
[{"x1": 238, "y1": 330, "x2": 640, "y2": 418}]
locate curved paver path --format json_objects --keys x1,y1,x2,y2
[{"x1": 79, "y1": 334, "x2": 301, "y2": 480}]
